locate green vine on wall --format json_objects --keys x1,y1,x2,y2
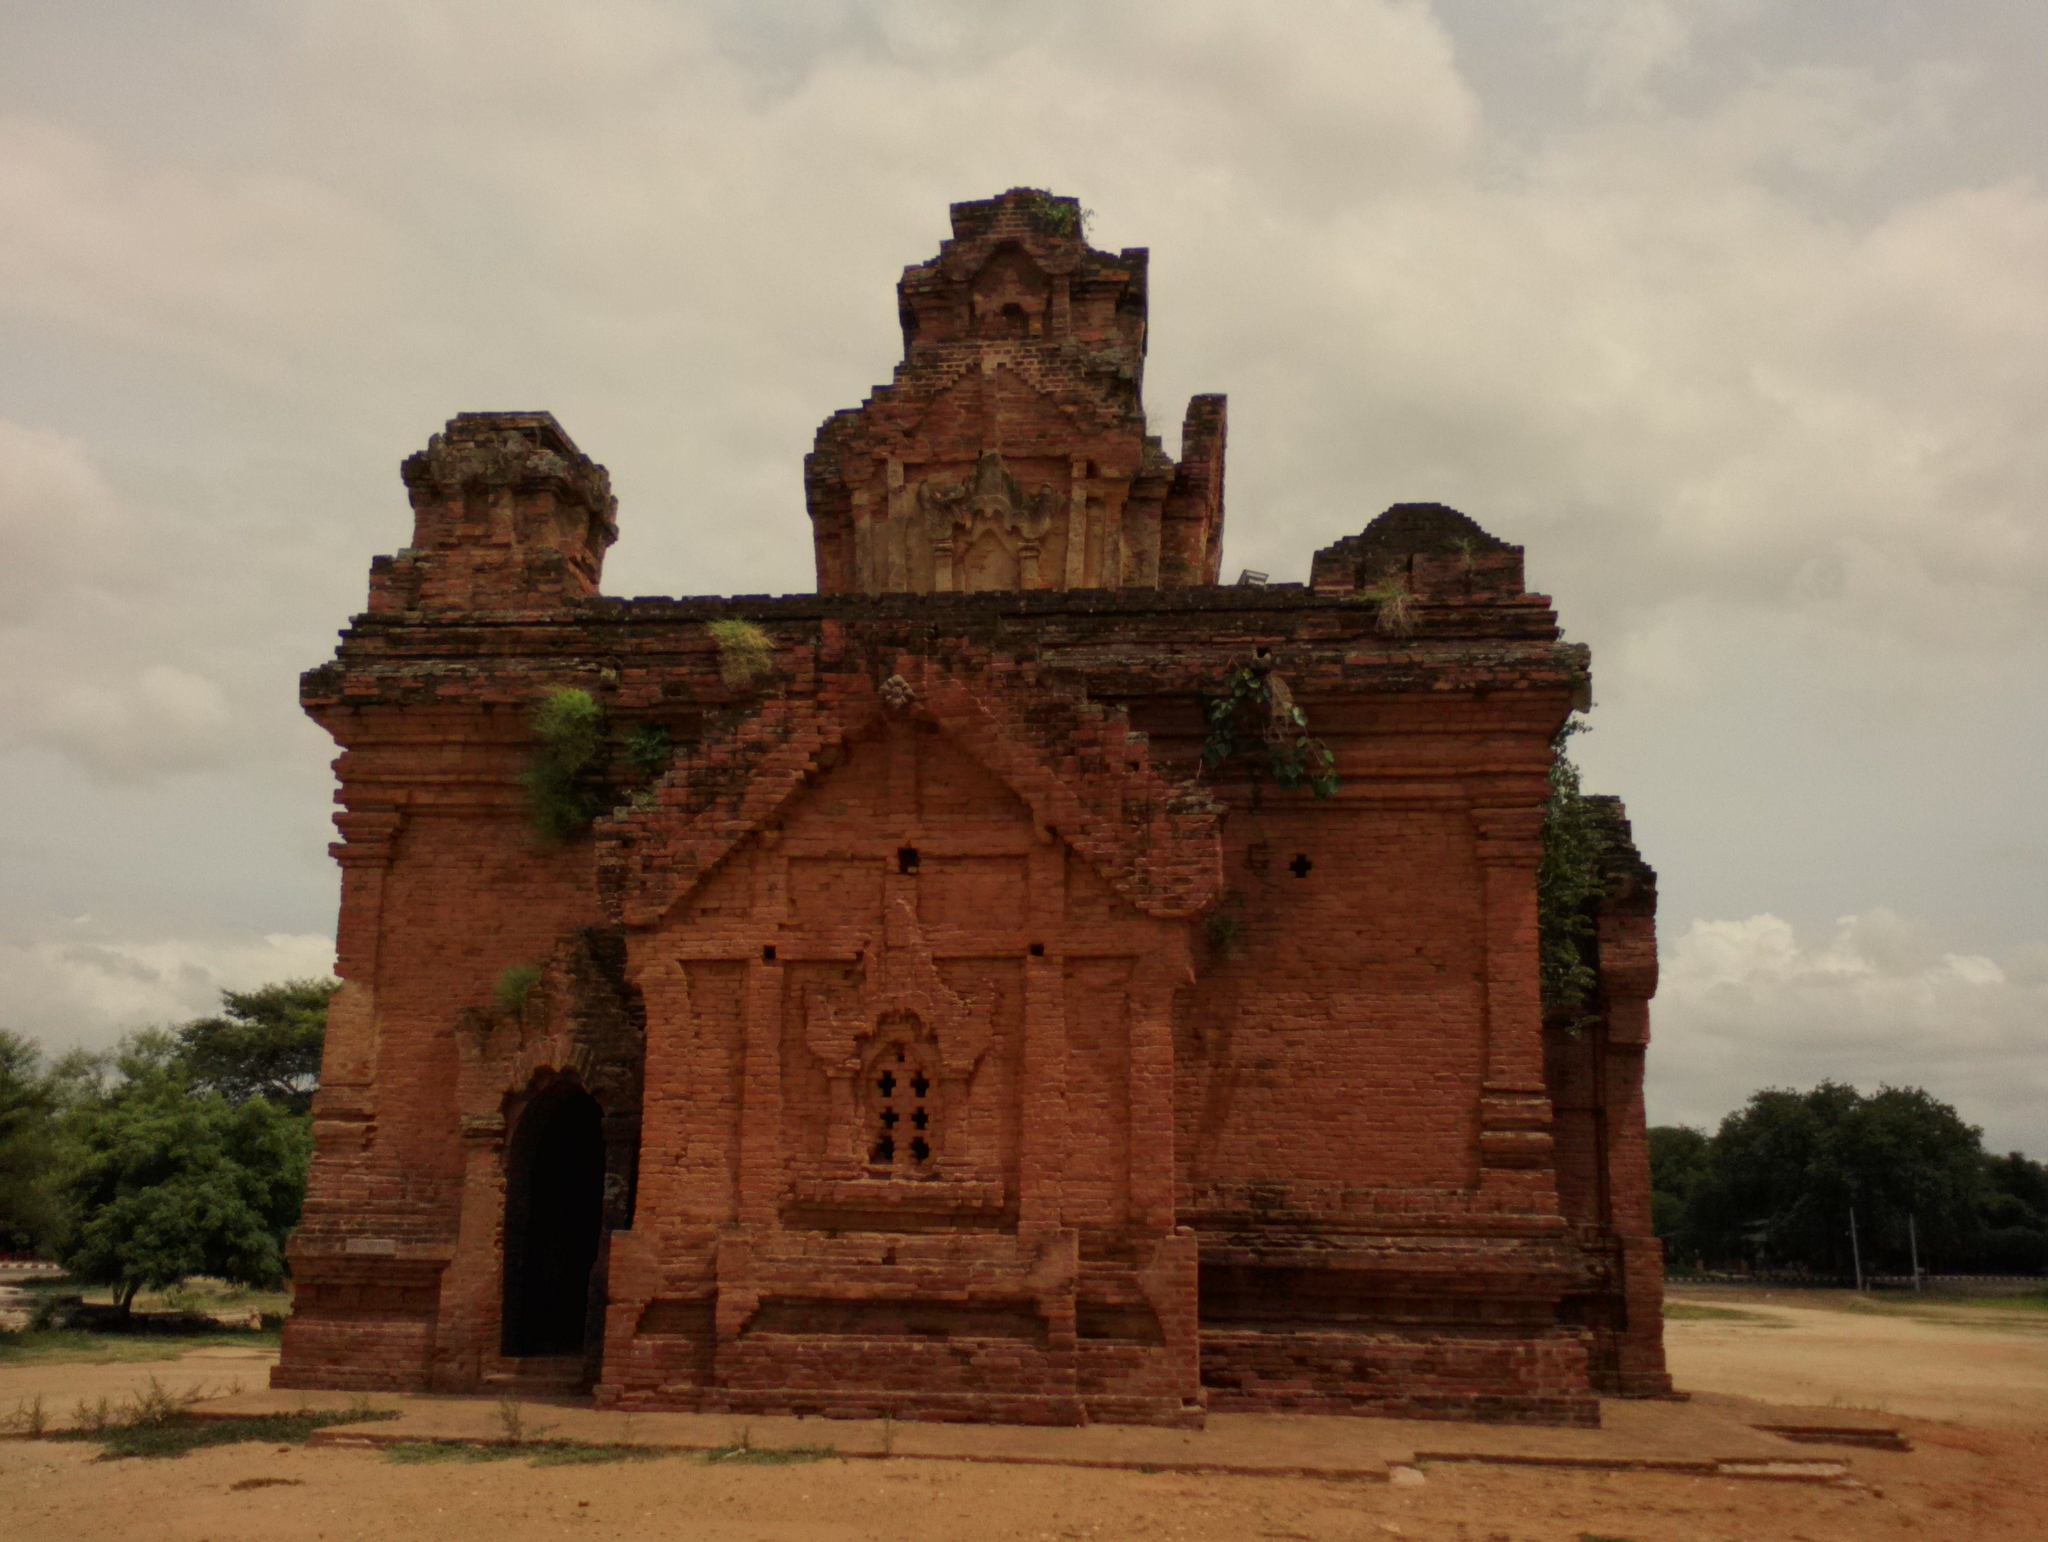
[
  {"x1": 1199, "y1": 663, "x2": 1340, "y2": 799},
  {"x1": 1538, "y1": 716, "x2": 1608, "y2": 1028}
]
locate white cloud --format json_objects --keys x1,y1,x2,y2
[
  {"x1": 0, "y1": 115, "x2": 397, "y2": 379},
  {"x1": 0, "y1": 419, "x2": 251, "y2": 780},
  {"x1": 0, "y1": 2, "x2": 2039, "y2": 1128},
  {"x1": 0, "y1": 928, "x2": 336, "y2": 1055},
  {"x1": 1650, "y1": 910, "x2": 2048, "y2": 1154}
]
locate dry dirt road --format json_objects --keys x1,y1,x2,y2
[
  {"x1": 3, "y1": 1289, "x2": 2044, "y2": 1542},
  {"x1": 1663, "y1": 1287, "x2": 2048, "y2": 1428}
]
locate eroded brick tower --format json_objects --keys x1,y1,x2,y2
[{"x1": 277, "y1": 189, "x2": 1670, "y2": 1425}]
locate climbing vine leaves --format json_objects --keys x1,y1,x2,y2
[{"x1": 1200, "y1": 664, "x2": 1340, "y2": 800}]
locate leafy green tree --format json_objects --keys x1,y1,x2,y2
[
  {"x1": 1684, "y1": 1082, "x2": 2002, "y2": 1274},
  {"x1": 175, "y1": 978, "x2": 336, "y2": 1115},
  {"x1": 1978, "y1": 1152, "x2": 2048, "y2": 1273},
  {"x1": 1538, "y1": 719, "x2": 1606, "y2": 1025},
  {"x1": 0, "y1": 1029, "x2": 62, "y2": 1254},
  {"x1": 1646, "y1": 1125, "x2": 1709, "y2": 1255},
  {"x1": 57, "y1": 1035, "x2": 310, "y2": 1313}
]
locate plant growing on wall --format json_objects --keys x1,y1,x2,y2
[
  {"x1": 520, "y1": 689, "x2": 611, "y2": 842},
  {"x1": 1360, "y1": 574, "x2": 1417, "y2": 635},
  {"x1": 518, "y1": 689, "x2": 677, "y2": 842},
  {"x1": 706, "y1": 620, "x2": 775, "y2": 690},
  {"x1": 621, "y1": 723, "x2": 672, "y2": 777},
  {"x1": 1018, "y1": 189, "x2": 1087, "y2": 237},
  {"x1": 1538, "y1": 717, "x2": 1607, "y2": 1027},
  {"x1": 1200, "y1": 663, "x2": 1339, "y2": 799},
  {"x1": 494, "y1": 965, "x2": 543, "y2": 1016}
]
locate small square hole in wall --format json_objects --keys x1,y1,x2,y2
[
  {"x1": 1028, "y1": 942, "x2": 1045, "y2": 957},
  {"x1": 897, "y1": 847, "x2": 921, "y2": 874},
  {"x1": 761, "y1": 945, "x2": 777, "y2": 962}
]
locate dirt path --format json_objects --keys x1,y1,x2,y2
[
  {"x1": 3, "y1": 1294, "x2": 2045, "y2": 1542},
  {"x1": 1664, "y1": 1288, "x2": 2048, "y2": 1426}
]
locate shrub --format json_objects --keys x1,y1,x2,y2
[
  {"x1": 519, "y1": 689, "x2": 610, "y2": 841},
  {"x1": 1361, "y1": 574, "x2": 1416, "y2": 635},
  {"x1": 494, "y1": 966, "x2": 543, "y2": 1016},
  {"x1": 706, "y1": 620, "x2": 775, "y2": 689}
]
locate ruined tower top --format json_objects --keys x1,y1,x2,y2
[
  {"x1": 806, "y1": 188, "x2": 1226, "y2": 596},
  {"x1": 368, "y1": 411, "x2": 617, "y2": 615}
]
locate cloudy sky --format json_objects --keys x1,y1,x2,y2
[{"x1": 1, "y1": 0, "x2": 2042, "y2": 1153}]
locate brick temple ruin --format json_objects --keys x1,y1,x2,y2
[{"x1": 275, "y1": 189, "x2": 1671, "y2": 1426}]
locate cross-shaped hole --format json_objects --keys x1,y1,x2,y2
[{"x1": 1289, "y1": 853, "x2": 1314, "y2": 878}]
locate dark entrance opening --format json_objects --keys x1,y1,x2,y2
[{"x1": 503, "y1": 1084, "x2": 606, "y2": 1357}]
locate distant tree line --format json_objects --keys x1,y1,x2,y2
[
  {"x1": 1651, "y1": 1082, "x2": 2048, "y2": 1277},
  {"x1": 0, "y1": 979, "x2": 334, "y2": 1314},
  {"x1": 6, "y1": 980, "x2": 2042, "y2": 1311}
]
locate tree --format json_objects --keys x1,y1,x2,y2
[
  {"x1": 1538, "y1": 719, "x2": 1606, "y2": 1026},
  {"x1": 0, "y1": 1029, "x2": 61, "y2": 1254},
  {"x1": 1682, "y1": 1082, "x2": 2007, "y2": 1274},
  {"x1": 57, "y1": 1035, "x2": 310, "y2": 1313},
  {"x1": 175, "y1": 978, "x2": 336, "y2": 1115},
  {"x1": 1978, "y1": 1152, "x2": 2048, "y2": 1273},
  {"x1": 1646, "y1": 1125, "x2": 1709, "y2": 1255}
]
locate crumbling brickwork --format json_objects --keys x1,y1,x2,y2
[{"x1": 276, "y1": 188, "x2": 1669, "y2": 1425}]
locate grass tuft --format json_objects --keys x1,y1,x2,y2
[
  {"x1": 0, "y1": 1327, "x2": 280, "y2": 1367},
  {"x1": 1662, "y1": 1302, "x2": 1785, "y2": 1325},
  {"x1": 706, "y1": 620, "x2": 775, "y2": 689},
  {"x1": 493, "y1": 965, "x2": 543, "y2": 1016},
  {"x1": 385, "y1": 1439, "x2": 671, "y2": 1468},
  {"x1": 1361, "y1": 575, "x2": 1416, "y2": 635},
  {"x1": 534, "y1": 1443, "x2": 670, "y2": 1467},
  {"x1": 703, "y1": 1442, "x2": 833, "y2": 1465},
  {"x1": 387, "y1": 1440, "x2": 525, "y2": 1465},
  {"x1": 55, "y1": 1405, "x2": 394, "y2": 1461}
]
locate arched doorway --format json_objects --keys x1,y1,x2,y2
[{"x1": 502, "y1": 1083, "x2": 606, "y2": 1357}]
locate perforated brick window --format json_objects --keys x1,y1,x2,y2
[{"x1": 868, "y1": 1042, "x2": 935, "y2": 1172}]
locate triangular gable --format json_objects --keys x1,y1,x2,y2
[{"x1": 594, "y1": 656, "x2": 1224, "y2": 929}]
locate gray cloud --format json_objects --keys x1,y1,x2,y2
[
  {"x1": 0, "y1": 1, "x2": 2040, "y2": 1153},
  {"x1": 1654, "y1": 908, "x2": 2047, "y2": 1154}
]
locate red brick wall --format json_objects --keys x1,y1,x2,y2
[{"x1": 275, "y1": 191, "x2": 1666, "y2": 1425}]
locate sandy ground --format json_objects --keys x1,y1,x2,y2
[
  {"x1": 1664, "y1": 1288, "x2": 2048, "y2": 1428},
  {"x1": 3, "y1": 1289, "x2": 2045, "y2": 1542}
]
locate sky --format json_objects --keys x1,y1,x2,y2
[{"x1": 0, "y1": 0, "x2": 2042, "y2": 1153}]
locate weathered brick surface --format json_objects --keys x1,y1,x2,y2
[{"x1": 275, "y1": 189, "x2": 1666, "y2": 1427}]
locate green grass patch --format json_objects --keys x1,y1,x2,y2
[
  {"x1": 55, "y1": 1407, "x2": 394, "y2": 1461},
  {"x1": 0, "y1": 1328, "x2": 279, "y2": 1366},
  {"x1": 386, "y1": 1440, "x2": 673, "y2": 1468},
  {"x1": 535, "y1": 1443, "x2": 673, "y2": 1467},
  {"x1": 386, "y1": 1440, "x2": 526, "y2": 1465},
  {"x1": 703, "y1": 1442, "x2": 834, "y2": 1466},
  {"x1": 1662, "y1": 1302, "x2": 1784, "y2": 1325}
]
